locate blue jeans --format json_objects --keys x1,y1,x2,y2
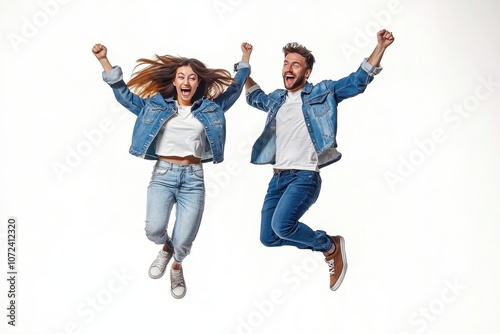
[
  {"x1": 260, "y1": 170, "x2": 333, "y2": 252},
  {"x1": 145, "y1": 160, "x2": 205, "y2": 263}
]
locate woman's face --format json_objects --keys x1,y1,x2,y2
[{"x1": 173, "y1": 65, "x2": 200, "y2": 106}]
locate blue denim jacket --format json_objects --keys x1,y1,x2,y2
[
  {"x1": 102, "y1": 62, "x2": 250, "y2": 163},
  {"x1": 246, "y1": 59, "x2": 381, "y2": 169}
]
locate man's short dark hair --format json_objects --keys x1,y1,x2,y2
[{"x1": 282, "y1": 42, "x2": 315, "y2": 70}]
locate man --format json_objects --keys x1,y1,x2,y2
[{"x1": 245, "y1": 30, "x2": 394, "y2": 291}]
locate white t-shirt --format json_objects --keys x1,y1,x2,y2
[
  {"x1": 274, "y1": 90, "x2": 319, "y2": 172},
  {"x1": 155, "y1": 103, "x2": 206, "y2": 158}
]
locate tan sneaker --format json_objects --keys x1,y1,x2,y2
[{"x1": 324, "y1": 236, "x2": 348, "y2": 291}]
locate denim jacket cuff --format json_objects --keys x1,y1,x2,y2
[
  {"x1": 234, "y1": 61, "x2": 251, "y2": 72},
  {"x1": 102, "y1": 66, "x2": 123, "y2": 85},
  {"x1": 361, "y1": 58, "x2": 382, "y2": 76},
  {"x1": 246, "y1": 84, "x2": 261, "y2": 95}
]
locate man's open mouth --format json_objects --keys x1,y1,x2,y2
[{"x1": 285, "y1": 74, "x2": 295, "y2": 85}]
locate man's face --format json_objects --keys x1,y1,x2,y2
[{"x1": 282, "y1": 53, "x2": 311, "y2": 92}]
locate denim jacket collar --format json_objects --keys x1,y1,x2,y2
[
  {"x1": 161, "y1": 96, "x2": 210, "y2": 112},
  {"x1": 279, "y1": 82, "x2": 313, "y2": 99},
  {"x1": 302, "y1": 82, "x2": 313, "y2": 94}
]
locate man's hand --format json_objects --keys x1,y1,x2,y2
[
  {"x1": 377, "y1": 29, "x2": 394, "y2": 49},
  {"x1": 367, "y1": 30, "x2": 395, "y2": 67}
]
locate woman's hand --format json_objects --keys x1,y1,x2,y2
[
  {"x1": 241, "y1": 42, "x2": 253, "y2": 63},
  {"x1": 92, "y1": 43, "x2": 108, "y2": 60},
  {"x1": 92, "y1": 43, "x2": 113, "y2": 72}
]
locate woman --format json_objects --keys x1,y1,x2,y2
[{"x1": 92, "y1": 42, "x2": 252, "y2": 299}]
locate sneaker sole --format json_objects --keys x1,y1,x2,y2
[
  {"x1": 171, "y1": 288, "x2": 186, "y2": 299},
  {"x1": 331, "y1": 236, "x2": 348, "y2": 291},
  {"x1": 148, "y1": 270, "x2": 166, "y2": 279}
]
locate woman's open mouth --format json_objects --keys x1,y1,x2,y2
[{"x1": 180, "y1": 87, "x2": 192, "y2": 98}]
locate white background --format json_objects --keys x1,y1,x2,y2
[{"x1": 1, "y1": 0, "x2": 500, "y2": 333}]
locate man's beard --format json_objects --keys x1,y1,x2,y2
[{"x1": 283, "y1": 73, "x2": 307, "y2": 91}]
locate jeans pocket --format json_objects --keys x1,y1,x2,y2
[
  {"x1": 152, "y1": 166, "x2": 169, "y2": 176},
  {"x1": 193, "y1": 169, "x2": 204, "y2": 179},
  {"x1": 296, "y1": 170, "x2": 321, "y2": 185}
]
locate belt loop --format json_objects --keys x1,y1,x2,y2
[{"x1": 166, "y1": 160, "x2": 173, "y2": 171}]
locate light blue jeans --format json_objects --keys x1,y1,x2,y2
[
  {"x1": 145, "y1": 160, "x2": 205, "y2": 263},
  {"x1": 260, "y1": 170, "x2": 333, "y2": 253}
]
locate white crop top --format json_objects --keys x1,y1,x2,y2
[{"x1": 155, "y1": 104, "x2": 206, "y2": 158}]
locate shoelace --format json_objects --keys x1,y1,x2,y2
[
  {"x1": 152, "y1": 254, "x2": 168, "y2": 271},
  {"x1": 171, "y1": 271, "x2": 185, "y2": 287},
  {"x1": 326, "y1": 258, "x2": 335, "y2": 276}
]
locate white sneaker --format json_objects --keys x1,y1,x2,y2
[
  {"x1": 148, "y1": 250, "x2": 172, "y2": 279},
  {"x1": 170, "y1": 268, "x2": 186, "y2": 299}
]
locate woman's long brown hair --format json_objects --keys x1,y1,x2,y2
[{"x1": 127, "y1": 55, "x2": 235, "y2": 101}]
